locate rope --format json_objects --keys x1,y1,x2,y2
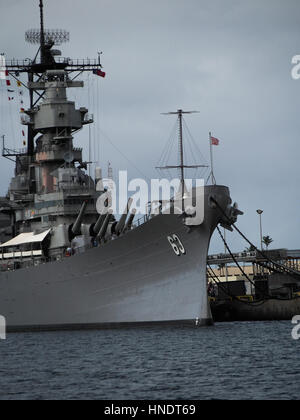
[
  {"x1": 207, "y1": 264, "x2": 241, "y2": 302},
  {"x1": 156, "y1": 119, "x2": 178, "y2": 170},
  {"x1": 212, "y1": 205, "x2": 298, "y2": 301},
  {"x1": 99, "y1": 128, "x2": 152, "y2": 183},
  {"x1": 216, "y1": 226, "x2": 273, "y2": 300},
  {"x1": 211, "y1": 197, "x2": 300, "y2": 278},
  {"x1": 232, "y1": 223, "x2": 300, "y2": 277},
  {"x1": 207, "y1": 264, "x2": 266, "y2": 306}
]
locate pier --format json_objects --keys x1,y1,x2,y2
[{"x1": 207, "y1": 249, "x2": 300, "y2": 321}]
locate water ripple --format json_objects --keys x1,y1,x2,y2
[{"x1": 0, "y1": 321, "x2": 299, "y2": 400}]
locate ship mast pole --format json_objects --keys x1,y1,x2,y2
[
  {"x1": 158, "y1": 109, "x2": 204, "y2": 209},
  {"x1": 27, "y1": 72, "x2": 35, "y2": 157},
  {"x1": 209, "y1": 132, "x2": 216, "y2": 185},
  {"x1": 178, "y1": 109, "x2": 185, "y2": 192},
  {"x1": 39, "y1": 0, "x2": 46, "y2": 63}
]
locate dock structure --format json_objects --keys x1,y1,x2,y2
[
  {"x1": 207, "y1": 249, "x2": 300, "y2": 322},
  {"x1": 208, "y1": 248, "x2": 300, "y2": 271},
  {"x1": 207, "y1": 249, "x2": 300, "y2": 301}
]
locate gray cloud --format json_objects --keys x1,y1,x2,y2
[{"x1": 0, "y1": 0, "x2": 299, "y2": 252}]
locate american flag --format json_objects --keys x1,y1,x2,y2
[{"x1": 211, "y1": 136, "x2": 220, "y2": 146}]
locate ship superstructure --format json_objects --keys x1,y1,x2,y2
[{"x1": 1, "y1": 0, "x2": 108, "y2": 261}]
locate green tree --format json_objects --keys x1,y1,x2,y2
[{"x1": 262, "y1": 236, "x2": 274, "y2": 250}]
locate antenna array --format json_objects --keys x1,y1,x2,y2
[{"x1": 25, "y1": 29, "x2": 70, "y2": 46}]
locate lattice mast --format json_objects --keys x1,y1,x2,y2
[
  {"x1": 5, "y1": 0, "x2": 103, "y2": 159},
  {"x1": 157, "y1": 110, "x2": 207, "y2": 188}
]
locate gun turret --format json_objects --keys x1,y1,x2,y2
[
  {"x1": 98, "y1": 210, "x2": 113, "y2": 240},
  {"x1": 115, "y1": 197, "x2": 133, "y2": 235},
  {"x1": 123, "y1": 209, "x2": 136, "y2": 233},
  {"x1": 71, "y1": 201, "x2": 88, "y2": 238},
  {"x1": 92, "y1": 213, "x2": 106, "y2": 237}
]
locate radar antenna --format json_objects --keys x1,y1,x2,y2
[
  {"x1": 25, "y1": 29, "x2": 70, "y2": 46},
  {"x1": 5, "y1": 0, "x2": 104, "y2": 160},
  {"x1": 25, "y1": 0, "x2": 70, "y2": 64}
]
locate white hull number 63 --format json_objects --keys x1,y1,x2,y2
[{"x1": 167, "y1": 234, "x2": 186, "y2": 256}]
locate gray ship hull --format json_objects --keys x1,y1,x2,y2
[{"x1": 0, "y1": 186, "x2": 231, "y2": 331}]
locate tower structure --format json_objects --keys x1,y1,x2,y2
[{"x1": 2, "y1": 0, "x2": 105, "y2": 246}]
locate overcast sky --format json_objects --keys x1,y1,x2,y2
[{"x1": 0, "y1": 0, "x2": 299, "y2": 253}]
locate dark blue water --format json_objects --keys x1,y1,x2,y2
[{"x1": 0, "y1": 321, "x2": 299, "y2": 400}]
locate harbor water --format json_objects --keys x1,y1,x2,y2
[{"x1": 0, "y1": 321, "x2": 299, "y2": 400}]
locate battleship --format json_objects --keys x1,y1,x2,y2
[{"x1": 0, "y1": 1, "x2": 242, "y2": 332}]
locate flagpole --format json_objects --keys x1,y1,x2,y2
[{"x1": 209, "y1": 132, "x2": 216, "y2": 185}]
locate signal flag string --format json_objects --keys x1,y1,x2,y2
[{"x1": 17, "y1": 80, "x2": 26, "y2": 146}]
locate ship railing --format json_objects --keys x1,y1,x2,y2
[
  {"x1": 0, "y1": 243, "x2": 95, "y2": 270},
  {"x1": 0, "y1": 250, "x2": 43, "y2": 260},
  {"x1": 36, "y1": 145, "x2": 83, "y2": 153},
  {"x1": 0, "y1": 253, "x2": 46, "y2": 272},
  {"x1": 61, "y1": 188, "x2": 95, "y2": 196},
  {"x1": 131, "y1": 200, "x2": 177, "y2": 229},
  {"x1": 207, "y1": 251, "x2": 257, "y2": 261},
  {"x1": 5, "y1": 58, "x2": 33, "y2": 68},
  {"x1": 132, "y1": 215, "x2": 150, "y2": 229},
  {"x1": 55, "y1": 58, "x2": 102, "y2": 68},
  {"x1": 5, "y1": 58, "x2": 102, "y2": 68},
  {"x1": 2, "y1": 146, "x2": 28, "y2": 157}
]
